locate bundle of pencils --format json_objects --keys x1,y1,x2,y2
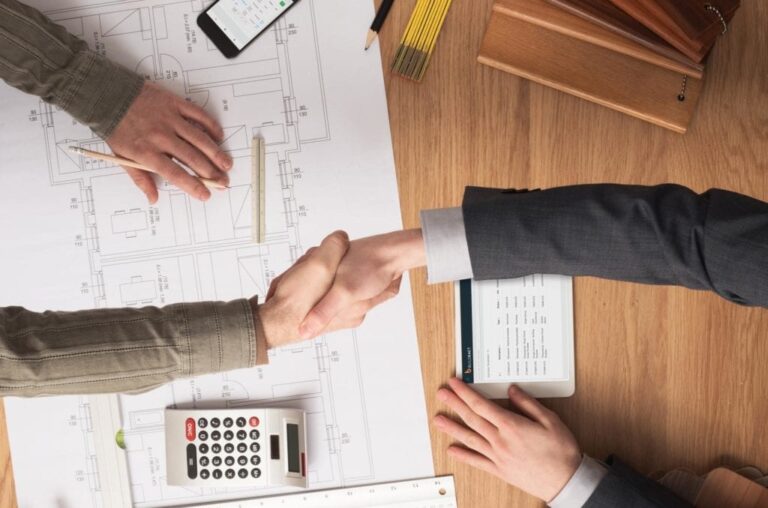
[{"x1": 392, "y1": 0, "x2": 453, "y2": 81}]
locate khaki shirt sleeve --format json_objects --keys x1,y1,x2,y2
[
  {"x1": 0, "y1": 299, "x2": 268, "y2": 397},
  {"x1": 0, "y1": 0, "x2": 143, "y2": 138}
]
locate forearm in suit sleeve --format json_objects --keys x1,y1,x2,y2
[
  {"x1": 583, "y1": 456, "x2": 692, "y2": 508},
  {"x1": 463, "y1": 184, "x2": 768, "y2": 306}
]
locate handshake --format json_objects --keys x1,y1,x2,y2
[{"x1": 254, "y1": 229, "x2": 427, "y2": 349}]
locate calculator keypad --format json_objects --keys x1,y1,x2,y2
[{"x1": 185, "y1": 414, "x2": 262, "y2": 482}]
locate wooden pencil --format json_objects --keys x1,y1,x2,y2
[
  {"x1": 68, "y1": 146, "x2": 227, "y2": 190},
  {"x1": 365, "y1": 0, "x2": 396, "y2": 50}
]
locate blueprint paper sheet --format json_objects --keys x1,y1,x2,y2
[{"x1": 0, "y1": 0, "x2": 434, "y2": 506}]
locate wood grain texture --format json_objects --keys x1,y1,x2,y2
[
  {"x1": 0, "y1": 1, "x2": 765, "y2": 507},
  {"x1": 479, "y1": 0, "x2": 703, "y2": 132},
  {"x1": 0, "y1": 402, "x2": 17, "y2": 508},
  {"x1": 499, "y1": 0, "x2": 704, "y2": 77},
  {"x1": 545, "y1": 0, "x2": 705, "y2": 74}
]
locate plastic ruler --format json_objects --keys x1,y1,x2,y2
[{"x1": 194, "y1": 476, "x2": 457, "y2": 507}]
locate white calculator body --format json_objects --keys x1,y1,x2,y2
[{"x1": 165, "y1": 408, "x2": 308, "y2": 488}]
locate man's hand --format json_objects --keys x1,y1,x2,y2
[
  {"x1": 434, "y1": 378, "x2": 581, "y2": 503},
  {"x1": 257, "y1": 231, "x2": 350, "y2": 349},
  {"x1": 297, "y1": 229, "x2": 427, "y2": 339},
  {"x1": 107, "y1": 81, "x2": 233, "y2": 203}
]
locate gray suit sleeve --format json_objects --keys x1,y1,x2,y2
[
  {"x1": 583, "y1": 457, "x2": 692, "y2": 508},
  {"x1": 462, "y1": 184, "x2": 768, "y2": 306}
]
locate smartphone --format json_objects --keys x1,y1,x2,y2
[{"x1": 198, "y1": 0, "x2": 301, "y2": 58}]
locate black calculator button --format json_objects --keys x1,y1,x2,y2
[
  {"x1": 197, "y1": 418, "x2": 208, "y2": 429},
  {"x1": 237, "y1": 443, "x2": 247, "y2": 453},
  {"x1": 225, "y1": 468, "x2": 236, "y2": 479},
  {"x1": 251, "y1": 468, "x2": 261, "y2": 478},
  {"x1": 250, "y1": 429, "x2": 260, "y2": 440},
  {"x1": 236, "y1": 417, "x2": 246, "y2": 427},
  {"x1": 199, "y1": 444, "x2": 209, "y2": 454},
  {"x1": 186, "y1": 444, "x2": 197, "y2": 479},
  {"x1": 251, "y1": 442, "x2": 260, "y2": 453},
  {"x1": 212, "y1": 456, "x2": 222, "y2": 467},
  {"x1": 238, "y1": 468, "x2": 249, "y2": 479},
  {"x1": 224, "y1": 430, "x2": 234, "y2": 441},
  {"x1": 237, "y1": 455, "x2": 248, "y2": 466},
  {"x1": 212, "y1": 443, "x2": 222, "y2": 453},
  {"x1": 225, "y1": 456, "x2": 235, "y2": 466},
  {"x1": 210, "y1": 418, "x2": 221, "y2": 428},
  {"x1": 251, "y1": 455, "x2": 260, "y2": 465},
  {"x1": 224, "y1": 443, "x2": 234, "y2": 453},
  {"x1": 200, "y1": 469, "x2": 210, "y2": 480},
  {"x1": 212, "y1": 469, "x2": 222, "y2": 479},
  {"x1": 199, "y1": 456, "x2": 209, "y2": 467},
  {"x1": 211, "y1": 430, "x2": 221, "y2": 441},
  {"x1": 223, "y1": 417, "x2": 234, "y2": 428},
  {"x1": 237, "y1": 430, "x2": 247, "y2": 440},
  {"x1": 198, "y1": 430, "x2": 208, "y2": 441}
]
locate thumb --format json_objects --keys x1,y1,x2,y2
[
  {"x1": 313, "y1": 230, "x2": 349, "y2": 274},
  {"x1": 300, "y1": 286, "x2": 350, "y2": 340}
]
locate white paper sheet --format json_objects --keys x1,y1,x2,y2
[
  {"x1": 455, "y1": 276, "x2": 575, "y2": 398},
  {"x1": 472, "y1": 276, "x2": 572, "y2": 382},
  {"x1": 0, "y1": 1, "x2": 434, "y2": 506}
]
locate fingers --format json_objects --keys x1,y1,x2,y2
[
  {"x1": 297, "y1": 232, "x2": 351, "y2": 339},
  {"x1": 265, "y1": 274, "x2": 283, "y2": 302},
  {"x1": 299, "y1": 235, "x2": 352, "y2": 338},
  {"x1": 177, "y1": 121, "x2": 232, "y2": 172},
  {"x1": 310, "y1": 232, "x2": 349, "y2": 274},
  {"x1": 143, "y1": 153, "x2": 211, "y2": 201},
  {"x1": 433, "y1": 414, "x2": 494, "y2": 457},
  {"x1": 446, "y1": 378, "x2": 519, "y2": 429},
  {"x1": 300, "y1": 285, "x2": 350, "y2": 339},
  {"x1": 446, "y1": 446, "x2": 499, "y2": 477},
  {"x1": 507, "y1": 385, "x2": 555, "y2": 427},
  {"x1": 123, "y1": 166, "x2": 158, "y2": 204},
  {"x1": 168, "y1": 136, "x2": 228, "y2": 185},
  {"x1": 177, "y1": 99, "x2": 225, "y2": 142},
  {"x1": 437, "y1": 385, "x2": 500, "y2": 442}
]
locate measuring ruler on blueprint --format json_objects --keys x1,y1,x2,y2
[
  {"x1": 251, "y1": 136, "x2": 266, "y2": 243},
  {"x1": 196, "y1": 476, "x2": 457, "y2": 508}
]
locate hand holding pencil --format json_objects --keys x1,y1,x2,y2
[{"x1": 105, "y1": 81, "x2": 233, "y2": 203}]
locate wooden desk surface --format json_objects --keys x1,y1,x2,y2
[{"x1": 1, "y1": 1, "x2": 766, "y2": 506}]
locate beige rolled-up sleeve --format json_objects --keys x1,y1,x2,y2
[{"x1": 0, "y1": 298, "x2": 268, "y2": 397}]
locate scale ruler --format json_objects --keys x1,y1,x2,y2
[
  {"x1": 196, "y1": 476, "x2": 457, "y2": 508},
  {"x1": 251, "y1": 136, "x2": 266, "y2": 243}
]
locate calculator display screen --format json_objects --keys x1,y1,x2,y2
[
  {"x1": 208, "y1": 0, "x2": 294, "y2": 50},
  {"x1": 286, "y1": 423, "x2": 300, "y2": 473}
]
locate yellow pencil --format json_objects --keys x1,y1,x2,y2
[{"x1": 68, "y1": 146, "x2": 228, "y2": 190}]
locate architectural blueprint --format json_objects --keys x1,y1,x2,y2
[{"x1": 0, "y1": 0, "x2": 433, "y2": 506}]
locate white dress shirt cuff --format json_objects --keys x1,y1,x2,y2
[
  {"x1": 548, "y1": 455, "x2": 609, "y2": 508},
  {"x1": 420, "y1": 207, "x2": 474, "y2": 284}
]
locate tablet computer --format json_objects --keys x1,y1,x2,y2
[{"x1": 455, "y1": 276, "x2": 575, "y2": 398}]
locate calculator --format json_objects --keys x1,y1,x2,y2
[{"x1": 165, "y1": 408, "x2": 308, "y2": 488}]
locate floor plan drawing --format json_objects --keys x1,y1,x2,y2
[
  {"x1": 33, "y1": 0, "x2": 328, "y2": 309},
  {"x1": 0, "y1": 1, "x2": 433, "y2": 507}
]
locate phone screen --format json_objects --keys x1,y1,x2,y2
[{"x1": 207, "y1": 0, "x2": 295, "y2": 50}]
